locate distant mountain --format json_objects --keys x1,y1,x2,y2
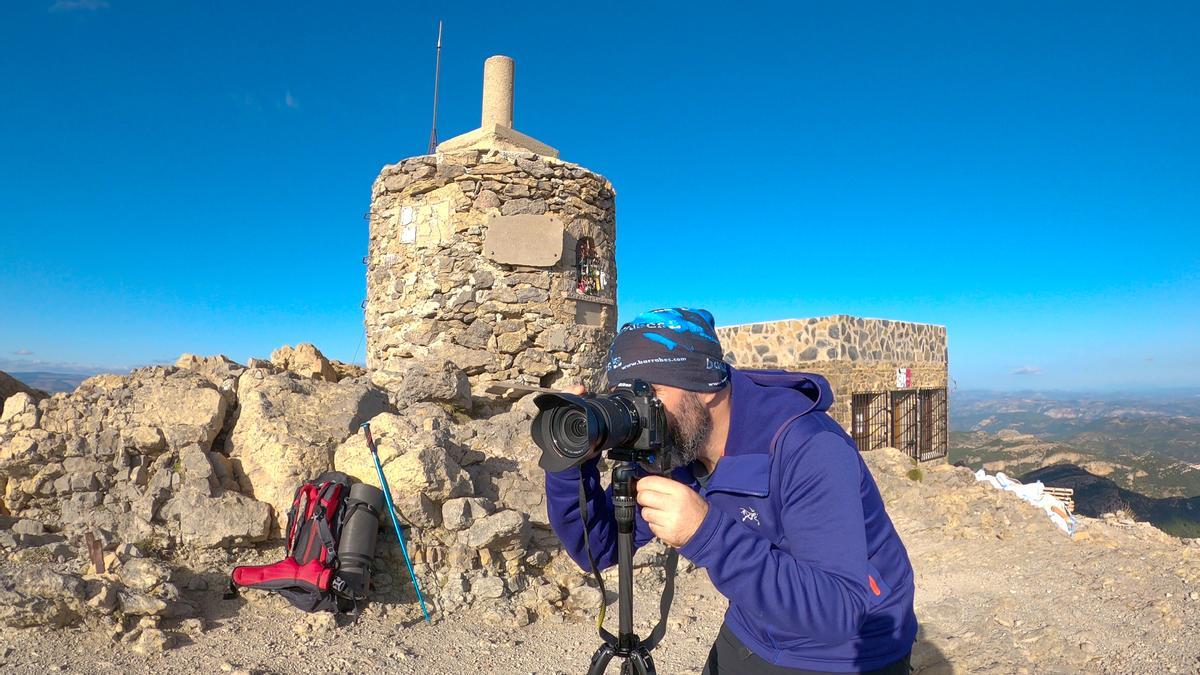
[
  {"x1": 951, "y1": 389, "x2": 1200, "y2": 465},
  {"x1": 949, "y1": 389, "x2": 1200, "y2": 538},
  {"x1": 1022, "y1": 463, "x2": 1200, "y2": 539},
  {"x1": 950, "y1": 429, "x2": 1200, "y2": 499},
  {"x1": 6, "y1": 371, "x2": 91, "y2": 394}
]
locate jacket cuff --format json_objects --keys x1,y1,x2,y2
[{"x1": 677, "y1": 503, "x2": 728, "y2": 565}]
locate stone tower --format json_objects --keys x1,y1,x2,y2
[{"x1": 365, "y1": 56, "x2": 618, "y2": 400}]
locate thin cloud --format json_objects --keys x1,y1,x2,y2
[
  {"x1": 283, "y1": 91, "x2": 299, "y2": 109},
  {"x1": 13, "y1": 349, "x2": 34, "y2": 356},
  {"x1": 49, "y1": 0, "x2": 110, "y2": 12},
  {"x1": 1011, "y1": 365, "x2": 1042, "y2": 376}
]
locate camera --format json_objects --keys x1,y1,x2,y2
[{"x1": 531, "y1": 379, "x2": 668, "y2": 473}]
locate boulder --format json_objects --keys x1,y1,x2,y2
[
  {"x1": 0, "y1": 372, "x2": 47, "y2": 418},
  {"x1": 174, "y1": 353, "x2": 245, "y2": 403},
  {"x1": 98, "y1": 368, "x2": 229, "y2": 451},
  {"x1": 471, "y1": 576, "x2": 506, "y2": 599},
  {"x1": 465, "y1": 509, "x2": 528, "y2": 550},
  {"x1": 330, "y1": 360, "x2": 366, "y2": 381},
  {"x1": 270, "y1": 343, "x2": 338, "y2": 382},
  {"x1": 333, "y1": 409, "x2": 471, "y2": 516},
  {"x1": 0, "y1": 568, "x2": 86, "y2": 628},
  {"x1": 442, "y1": 497, "x2": 495, "y2": 531},
  {"x1": 371, "y1": 357, "x2": 472, "y2": 410},
  {"x1": 342, "y1": 409, "x2": 470, "y2": 530},
  {"x1": 160, "y1": 489, "x2": 272, "y2": 548},
  {"x1": 119, "y1": 558, "x2": 170, "y2": 593},
  {"x1": 0, "y1": 392, "x2": 40, "y2": 432},
  {"x1": 227, "y1": 370, "x2": 389, "y2": 532}
]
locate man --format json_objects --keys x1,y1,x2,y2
[{"x1": 545, "y1": 308, "x2": 917, "y2": 674}]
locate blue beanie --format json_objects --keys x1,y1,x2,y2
[{"x1": 605, "y1": 308, "x2": 730, "y2": 392}]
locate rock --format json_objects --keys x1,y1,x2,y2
[
  {"x1": 227, "y1": 370, "x2": 389, "y2": 532},
  {"x1": 11, "y1": 519, "x2": 46, "y2": 536},
  {"x1": 395, "y1": 491, "x2": 443, "y2": 529},
  {"x1": 334, "y1": 409, "x2": 470, "y2": 507},
  {"x1": 514, "y1": 348, "x2": 557, "y2": 377},
  {"x1": 119, "y1": 558, "x2": 170, "y2": 592},
  {"x1": 371, "y1": 358, "x2": 472, "y2": 410},
  {"x1": 473, "y1": 190, "x2": 502, "y2": 210},
  {"x1": 438, "y1": 345, "x2": 494, "y2": 375},
  {"x1": 495, "y1": 330, "x2": 529, "y2": 354},
  {"x1": 160, "y1": 489, "x2": 272, "y2": 548},
  {"x1": 0, "y1": 372, "x2": 47, "y2": 417},
  {"x1": 330, "y1": 360, "x2": 365, "y2": 381},
  {"x1": 1, "y1": 391, "x2": 40, "y2": 431},
  {"x1": 85, "y1": 580, "x2": 118, "y2": 613},
  {"x1": 178, "y1": 444, "x2": 215, "y2": 483},
  {"x1": 465, "y1": 510, "x2": 528, "y2": 550},
  {"x1": 500, "y1": 198, "x2": 547, "y2": 216},
  {"x1": 0, "y1": 568, "x2": 86, "y2": 628},
  {"x1": 131, "y1": 627, "x2": 173, "y2": 654},
  {"x1": 270, "y1": 343, "x2": 339, "y2": 382},
  {"x1": 125, "y1": 426, "x2": 166, "y2": 453},
  {"x1": 442, "y1": 497, "x2": 495, "y2": 531},
  {"x1": 565, "y1": 584, "x2": 603, "y2": 613},
  {"x1": 294, "y1": 612, "x2": 337, "y2": 635},
  {"x1": 117, "y1": 590, "x2": 169, "y2": 616},
  {"x1": 472, "y1": 576, "x2": 506, "y2": 599},
  {"x1": 116, "y1": 368, "x2": 229, "y2": 450},
  {"x1": 174, "y1": 354, "x2": 245, "y2": 402}
]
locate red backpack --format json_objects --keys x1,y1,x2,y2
[{"x1": 229, "y1": 471, "x2": 380, "y2": 613}]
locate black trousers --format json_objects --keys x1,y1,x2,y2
[{"x1": 702, "y1": 623, "x2": 912, "y2": 675}]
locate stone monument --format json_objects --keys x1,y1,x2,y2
[{"x1": 365, "y1": 55, "x2": 618, "y2": 401}]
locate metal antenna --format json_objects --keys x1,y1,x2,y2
[{"x1": 427, "y1": 20, "x2": 443, "y2": 154}]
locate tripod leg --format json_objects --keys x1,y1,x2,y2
[
  {"x1": 587, "y1": 643, "x2": 616, "y2": 675},
  {"x1": 622, "y1": 649, "x2": 655, "y2": 675}
]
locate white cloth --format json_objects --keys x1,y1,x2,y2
[{"x1": 973, "y1": 469, "x2": 1077, "y2": 535}]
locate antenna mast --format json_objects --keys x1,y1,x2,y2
[{"x1": 427, "y1": 20, "x2": 443, "y2": 154}]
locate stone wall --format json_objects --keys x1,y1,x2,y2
[
  {"x1": 365, "y1": 149, "x2": 618, "y2": 400},
  {"x1": 717, "y1": 316, "x2": 948, "y2": 428}
]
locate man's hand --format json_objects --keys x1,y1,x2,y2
[{"x1": 635, "y1": 475, "x2": 709, "y2": 548}]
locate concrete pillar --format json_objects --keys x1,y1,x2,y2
[{"x1": 481, "y1": 55, "x2": 514, "y2": 128}]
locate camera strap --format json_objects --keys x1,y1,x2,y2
[{"x1": 577, "y1": 476, "x2": 678, "y2": 652}]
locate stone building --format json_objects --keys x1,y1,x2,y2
[
  {"x1": 717, "y1": 316, "x2": 949, "y2": 462},
  {"x1": 364, "y1": 56, "x2": 618, "y2": 401}
]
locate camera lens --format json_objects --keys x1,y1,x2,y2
[
  {"x1": 532, "y1": 391, "x2": 645, "y2": 472},
  {"x1": 550, "y1": 407, "x2": 591, "y2": 458}
]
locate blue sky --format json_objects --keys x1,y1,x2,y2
[{"x1": 1, "y1": 1, "x2": 1197, "y2": 391}]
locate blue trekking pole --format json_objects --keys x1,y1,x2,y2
[{"x1": 360, "y1": 422, "x2": 431, "y2": 623}]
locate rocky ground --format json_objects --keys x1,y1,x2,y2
[{"x1": 2, "y1": 441, "x2": 1198, "y2": 674}]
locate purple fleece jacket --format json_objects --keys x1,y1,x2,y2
[{"x1": 544, "y1": 367, "x2": 918, "y2": 672}]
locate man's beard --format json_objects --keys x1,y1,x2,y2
[{"x1": 662, "y1": 391, "x2": 712, "y2": 471}]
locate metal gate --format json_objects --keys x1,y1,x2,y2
[
  {"x1": 918, "y1": 388, "x2": 948, "y2": 461},
  {"x1": 850, "y1": 392, "x2": 890, "y2": 451},
  {"x1": 851, "y1": 387, "x2": 948, "y2": 462},
  {"x1": 890, "y1": 390, "x2": 920, "y2": 460}
]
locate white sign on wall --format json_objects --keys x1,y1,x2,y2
[
  {"x1": 895, "y1": 368, "x2": 912, "y2": 388},
  {"x1": 399, "y1": 206, "x2": 416, "y2": 243}
]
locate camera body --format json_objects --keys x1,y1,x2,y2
[{"x1": 531, "y1": 379, "x2": 668, "y2": 473}]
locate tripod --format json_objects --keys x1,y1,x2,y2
[{"x1": 584, "y1": 458, "x2": 672, "y2": 675}]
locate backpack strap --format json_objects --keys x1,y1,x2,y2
[
  {"x1": 311, "y1": 481, "x2": 345, "y2": 567},
  {"x1": 286, "y1": 483, "x2": 320, "y2": 558}
]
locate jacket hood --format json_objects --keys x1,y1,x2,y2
[
  {"x1": 718, "y1": 367, "x2": 837, "y2": 465},
  {"x1": 738, "y1": 368, "x2": 834, "y2": 414}
]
